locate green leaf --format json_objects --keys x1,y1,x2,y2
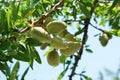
[
  {"x1": 31, "y1": 0, "x2": 40, "y2": 7},
  {"x1": 110, "y1": 29, "x2": 118, "y2": 36},
  {"x1": 0, "y1": 52, "x2": 8, "y2": 61},
  {"x1": 13, "y1": 52, "x2": 30, "y2": 62},
  {"x1": 25, "y1": 38, "x2": 42, "y2": 46},
  {"x1": 57, "y1": 64, "x2": 69, "y2": 80},
  {"x1": 80, "y1": 3, "x2": 91, "y2": 18},
  {"x1": 43, "y1": 0, "x2": 51, "y2": 4},
  {"x1": 26, "y1": 0, "x2": 30, "y2": 8},
  {"x1": 44, "y1": 47, "x2": 53, "y2": 56},
  {"x1": 72, "y1": 5, "x2": 77, "y2": 19},
  {"x1": 5, "y1": 8, "x2": 11, "y2": 30},
  {"x1": 32, "y1": 47, "x2": 41, "y2": 64},
  {"x1": 21, "y1": 67, "x2": 29, "y2": 80},
  {"x1": 60, "y1": 55, "x2": 67, "y2": 63},
  {"x1": 22, "y1": 8, "x2": 35, "y2": 18},
  {"x1": 107, "y1": 0, "x2": 119, "y2": 13},
  {"x1": 75, "y1": 29, "x2": 84, "y2": 36},
  {"x1": 10, "y1": 61, "x2": 20, "y2": 80},
  {"x1": 10, "y1": 1, "x2": 17, "y2": 20},
  {"x1": 80, "y1": 74, "x2": 92, "y2": 80},
  {"x1": 0, "y1": 62, "x2": 6, "y2": 70},
  {"x1": 0, "y1": 40, "x2": 11, "y2": 50},
  {"x1": 85, "y1": 49, "x2": 93, "y2": 53},
  {"x1": 117, "y1": 30, "x2": 120, "y2": 36}
]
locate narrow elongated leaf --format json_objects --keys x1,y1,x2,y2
[
  {"x1": 0, "y1": 62, "x2": 6, "y2": 70},
  {"x1": 31, "y1": 0, "x2": 40, "y2": 7},
  {"x1": 22, "y1": 8, "x2": 35, "y2": 18},
  {"x1": 10, "y1": 62, "x2": 20, "y2": 80},
  {"x1": 80, "y1": 3, "x2": 91, "y2": 18},
  {"x1": 5, "y1": 8, "x2": 11, "y2": 30},
  {"x1": 107, "y1": 0, "x2": 119, "y2": 13},
  {"x1": 21, "y1": 67, "x2": 29, "y2": 80},
  {"x1": 85, "y1": 49, "x2": 93, "y2": 53},
  {"x1": 72, "y1": 5, "x2": 77, "y2": 19},
  {"x1": 13, "y1": 52, "x2": 30, "y2": 62},
  {"x1": 0, "y1": 40, "x2": 11, "y2": 50},
  {"x1": 25, "y1": 38, "x2": 42, "y2": 46},
  {"x1": 31, "y1": 47, "x2": 41, "y2": 64},
  {"x1": 44, "y1": 47, "x2": 53, "y2": 56},
  {"x1": 80, "y1": 74, "x2": 92, "y2": 80},
  {"x1": 57, "y1": 63, "x2": 70, "y2": 80},
  {"x1": 60, "y1": 55, "x2": 67, "y2": 63}
]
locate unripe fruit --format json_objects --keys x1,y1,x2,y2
[
  {"x1": 60, "y1": 41, "x2": 82, "y2": 56},
  {"x1": 31, "y1": 27, "x2": 52, "y2": 43},
  {"x1": 58, "y1": 29, "x2": 68, "y2": 38},
  {"x1": 65, "y1": 33, "x2": 77, "y2": 41},
  {"x1": 47, "y1": 50, "x2": 60, "y2": 66},
  {"x1": 46, "y1": 21, "x2": 67, "y2": 34},
  {"x1": 99, "y1": 33, "x2": 109, "y2": 46},
  {"x1": 40, "y1": 43, "x2": 48, "y2": 50},
  {"x1": 50, "y1": 37, "x2": 68, "y2": 49},
  {"x1": 43, "y1": 17, "x2": 53, "y2": 25},
  {"x1": 106, "y1": 32, "x2": 112, "y2": 39},
  {"x1": 104, "y1": 30, "x2": 113, "y2": 39}
]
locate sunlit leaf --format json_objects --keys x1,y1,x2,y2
[
  {"x1": 31, "y1": 0, "x2": 40, "y2": 7},
  {"x1": 22, "y1": 8, "x2": 35, "y2": 18},
  {"x1": 117, "y1": 30, "x2": 120, "y2": 36},
  {"x1": 80, "y1": 3, "x2": 91, "y2": 18},
  {"x1": 57, "y1": 64, "x2": 70, "y2": 80},
  {"x1": 60, "y1": 55, "x2": 67, "y2": 63},
  {"x1": 10, "y1": 61, "x2": 20, "y2": 80},
  {"x1": 44, "y1": 47, "x2": 53, "y2": 56},
  {"x1": 107, "y1": 0, "x2": 119, "y2": 13}
]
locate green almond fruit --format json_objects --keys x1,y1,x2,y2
[
  {"x1": 46, "y1": 21, "x2": 67, "y2": 34},
  {"x1": 50, "y1": 37, "x2": 68, "y2": 49},
  {"x1": 47, "y1": 50, "x2": 60, "y2": 66},
  {"x1": 99, "y1": 33, "x2": 109, "y2": 46},
  {"x1": 58, "y1": 29, "x2": 68, "y2": 38},
  {"x1": 65, "y1": 33, "x2": 77, "y2": 41},
  {"x1": 31, "y1": 27, "x2": 52, "y2": 43},
  {"x1": 43, "y1": 17, "x2": 53, "y2": 25},
  {"x1": 60, "y1": 41, "x2": 82, "y2": 56},
  {"x1": 40, "y1": 43, "x2": 48, "y2": 50}
]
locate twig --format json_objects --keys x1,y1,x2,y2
[
  {"x1": 64, "y1": 19, "x2": 85, "y2": 22},
  {"x1": 89, "y1": 23, "x2": 104, "y2": 32},
  {"x1": 20, "y1": 0, "x2": 65, "y2": 33},
  {"x1": 69, "y1": 0, "x2": 99, "y2": 80}
]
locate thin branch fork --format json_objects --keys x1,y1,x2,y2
[
  {"x1": 69, "y1": 0, "x2": 99, "y2": 80},
  {"x1": 20, "y1": 0, "x2": 65, "y2": 33},
  {"x1": 89, "y1": 23, "x2": 104, "y2": 32},
  {"x1": 34, "y1": 0, "x2": 65, "y2": 25}
]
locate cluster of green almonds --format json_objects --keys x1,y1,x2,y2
[
  {"x1": 30, "y1": 17, "x2": 82, "y2": 66},
  {"x1": 99, "y1": 32, "x2": 112, "y2": 47}
]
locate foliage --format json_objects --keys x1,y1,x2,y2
[
  {"x1": 98, "y1": 66, "x2": 120, "y2": 80},
  {"x1": 0, "y1": 0, "x2": 120, "y2": 80}
]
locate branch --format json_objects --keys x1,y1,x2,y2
[
  {"x1": 64, "y1": 19, "x2": 85, "y2": 22},
  {"x1": 69, "y1": 0, "x2": 99, "y2": 80},
  {"x1": 89, "y1": 23, "x2": 104, "y2": 32},
  {"x1": 20, "y1": 0, "x2": 65, "y2": 33}
]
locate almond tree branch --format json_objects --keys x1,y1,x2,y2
[
  {"x1": 69, "y1": 0, "x2": 99, "y2": 80},
  {"x1": 20, "y1": 0, "x2": 65, "y2": 33},
  {"x1": 89, "y1": 23, "x2": 104, "y2": 32}
]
